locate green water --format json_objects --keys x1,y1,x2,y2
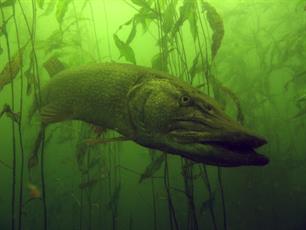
[{"x1": 0, "y1": 0, "x2": 305, "y2": 229}]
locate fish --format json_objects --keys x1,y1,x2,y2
[{"x1": 30, "y1": 63, "x2": 268, "y2": 167}]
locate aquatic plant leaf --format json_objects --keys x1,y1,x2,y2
[
  {"x1": 152, "y1": 52, "x2": 168, "y2": 72},
  {"x1": 139, "y1": 154, "x2": 165, "y2": 183},
  {"x1": 56, "y1": 0, "x2": 72, "y2": 24},
  {"x1": 126, "y1": 19, "x2": 137, "y2": 45},
  {"x1": 0, "y1": 43, "x2": 27, "y2": 91},
  {"x1": 189, "y1": 53, "x2": 200, "y2": 79},
  {"x1": 28, "y1": 126, "x2": 45, "y2": 169},
  {"x1": 113, "y1": 34, "x2": 136, "y2": 64},
  {"x1": 131, "y1": 0, "x2": 151, "y2": 8},
  {"x1": 81, "y1": 156, "x2": 101, "y2": 175},
  {"x1": 0, "y1": 0, "x2": 16, "y2": 8},
  {"x1": 203, "y1": 2, "x2": 224, "y2": 60},
  {"x1": 134, "y1": 7, "x2": 157, "y2": 32},
  {"x1": 0, "y1": 15, "x2": 12, "y2": 37},
  {"x1": 220, "y1": 85, "x2": 244, "y2": 123},
  {"x1": 79, "y1": 178, "x2": 99, "y2": 189},
  {"x1": 200, "y1": 192, "x2": 216, "y2": 214},
  {"x1": 210, "y1": 78, "x2": 244, "y2": 123},
  {"x1": 40, "y1": 29, "x2": 65, "y2": 54},
  {"x1": 293, "y1": 107, "x2": 306, "y2": 119},
  {"x1": 188, "y1": 10, "x2": 198, "y2": 40},
  {"x1": 0, "y1": 104, "x2": 20, "y2": 123},
  {"x1": 37, "y1": 0, "x2": 44, "y2": 9},
  {"x1": 41, "y1": 0, "x2": 57, "y2": 16},
  {"x1": 107, "y1": 184, "x2": 121, "y2": 217},
  {"x1": 0, "y1": 159, "x2": 12, "y2": 169},
  {"x1": 162, "y1": 2, "x2": 176, "y2": 33},
  {"x1": 172, "y1": 0, "x2": 194, "y2": 35}
]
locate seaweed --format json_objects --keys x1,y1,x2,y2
[
  {"x1": 0, "y1": 104, "x2": 20, "y2": 123},
  {"x1": 172, "y1": 0, "x2": 195, "y2": 36},
  {"x1": 0, "y1": 43, "x2": 27, "y2": 91},
  {"x1": 107, "y1": 184, "x2": 121, "y2": 219},
  {"x1": 56, "y1": 0, "x2": 72, "y2": 25},
  {"x1": 0, "y1": 0, "x2": 15, "y2": 8},
  {"x1": 202, "y1": 1, "x2": 224, "y2": 61},
  {"x1": 139, "y1": 153, "x2": 165, "y2": 183},
  {"x1": 113, "y1": 34, "x2": 136, "y2": 64}
]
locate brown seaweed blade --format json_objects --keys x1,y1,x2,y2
[
  {"x1": 0, "y1": 104, "x2": 20, "y2": 124},
  {"x1": 0, "y1": 43, "x2": 27, "y2": 91},
  {"x1": 139, "y1": 154, "x2": 165, "y2": 183},
  {"x1": 203, "y1": 1, "x2": 224, "y2": 61}
]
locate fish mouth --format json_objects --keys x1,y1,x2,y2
[{"x1": 166, "y1": 119, "x2": 269, "y2": 167}]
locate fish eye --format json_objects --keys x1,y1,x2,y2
[{"x1": 180, "y1": 95, "x2": 192, "y2": 106}]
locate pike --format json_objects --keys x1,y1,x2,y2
[{"x1": 30, "y1": 63, "x2": 268, "y2": 167}]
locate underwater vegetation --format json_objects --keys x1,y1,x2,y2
[{"x1": 0, "y1": 0, "x2": 306, "y2": 230}]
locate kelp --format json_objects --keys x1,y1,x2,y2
[
  {"x1": 38, "y1": 29, "x2": 64, "y2": 54},
  {"x1": 107, "y1": 184, "x2": 121, "y2": 217},
  {"x1": 0, "y1": 159, "x2": 12, "y2": 169},
  {"x1": 56, "y1": 0, "x2": 73, "y2": 25},
  {"x1": 293, "y1": 107, "x2": 306, "y2": 119},
  {"x1": 113, "y1": 34, "x2": 136, "y2": 64},
  {"x1": 0, "y1": 43, "x2": 27, "y2": 91},
  {"x1": 0, "y1": 0, "x2": 16, "y2": 8},
  {"x1": 202, "y1": 1, "x2": 224, "y2": 60},
  {"x1": 79, "y1": 178, "x2": 99, "y2": 189},
  {"x1": 80, "y1": 155, "x2": 102, "y2": 175},
  {"x1": 114, "y1": 0, "x2": 158, "y2": 62},
  {"x1": 0, "y1": 15, "x2": 12, "y2": 37},
  {"x1": 139, "y1": 153, "x2": 165, "y2": 183},
  {"x1": 162, "y1": 1, "x2": 176, "y2": 34},
  {"x1": 24, "y1": 60, "x2": 35, "y2": 96},
  {"x1": 0, "y1": 104, "x2": 20, "y2": 124},
  {"x1": 200, "y1": 191, "x2": 216, "y2": 215},
  {"x1": 37, "y1": 0, "x2": 44, "y2": 9},
  {"x1": 131, "y1": 0, "x2": 153, "y2": 9},
  {"x1": 172, "y1": 0, "x2": 196, "y2": 36},
  {"x1": 27, "y1": 126, "x2": 45, "y2": 169},
  {"x1": 40, "y1": 0, "x2": 57, "y2": 16}
]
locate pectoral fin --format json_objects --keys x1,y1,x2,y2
[{"x1": 40, "y1": 103, "x2": 71, "y2": 124}]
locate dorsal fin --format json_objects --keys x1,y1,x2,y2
[{"x1": 43, "y1": 56, "x2": 66, "y2": 77}]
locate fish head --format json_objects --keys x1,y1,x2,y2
[{"x1": 128, "y1": 76, "x2": 269, "y2": 167}]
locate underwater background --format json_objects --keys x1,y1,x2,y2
[{"x1": 0, "y1": 0, "x2": 306, "y2": 229}]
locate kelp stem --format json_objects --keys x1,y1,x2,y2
[
  {"x1": 40, "y1": 127, "x2": 48, "y2": 230},
  {"x1": 218, "y1": 167, "x2": 227, "y2": 230},
  {"x1": 0, "y1": 6, "x2": 17, "y2": 230},
  {"x1": 164, "y1": 155, "x2": 179, "y2": 230},
  {"x1": 10, "y1": 4, "x2": 26, "y2": 230},
  {"x1": 201, "y1": 165, "x2": 218, "y2": 230}
]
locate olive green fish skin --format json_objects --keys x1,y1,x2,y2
[{"x1": 37, "y1": 62, "x2": 269, "y2": 167}]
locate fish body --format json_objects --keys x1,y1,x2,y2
[{"x1": 32, "y1": 62, "x2": 268, "y2": 167}]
